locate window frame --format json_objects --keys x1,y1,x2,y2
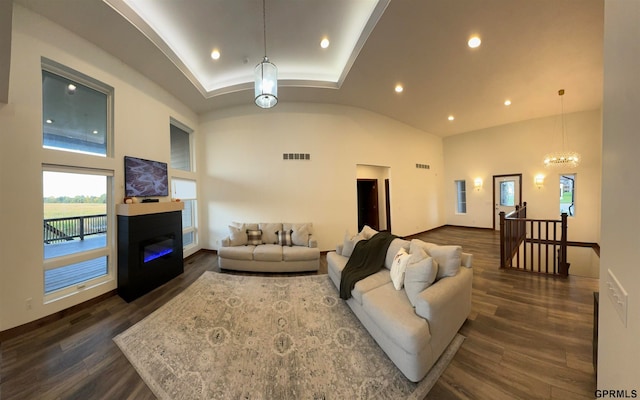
[
  {"x1": 170, "y1": 118, "x2": 194, "y2": 172},
  {"x1": 455, "y1": 180, "x2": 467, "y2": 214},
  {"x1": 41, "y1": 58, "x2": 114, "y2": 158},
  {"x1": 42, "y1": 165, "x2": 115, "y2": 303}
]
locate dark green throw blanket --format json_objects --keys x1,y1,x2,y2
[{"x1": 340, "y1": 232, "x2": 398, "y2": 300}]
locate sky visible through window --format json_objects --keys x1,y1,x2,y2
[{"x1": 43, "y1": 171, "x2": 106, "y2": 197}]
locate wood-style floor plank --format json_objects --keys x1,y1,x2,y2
[{"x1": 0, "y1": 227, "x2": 598, "y2": 399}]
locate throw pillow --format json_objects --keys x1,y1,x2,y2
[
  {"x1": 359, "y1": 225, "x2": 378, "y2": 239},
  {"x1": 259, "y1": 223, "x2": 282, "y2": 244},
  {"x1": 390, "y1": 247, "x2": 411, "y2": 290},
  {"x1": 228, "y1": 224, "x2": 248, "y2": 246},
  {"x1": 410, "y1": 239, "x2": 461, "y2": 280},
  {"x1": 342, "y1": 231, "x2": 364, "y2": 257},
  {"x1": 276, "y1": 229, "x2": 293, "y2": 247},
  {"x1": 404, "y1": 256, "x2": 437, "y2": 307},
  {"x1": 246, "y1": 229, "x2": 263, "y2": 245},
  {"x1": 291, "y1": 223, "x2": 312, "y2": 246}
]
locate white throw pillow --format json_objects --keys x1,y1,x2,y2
[
  {"x1": 342, "y1": 231, "x2": 364, "y2": 257},
  {"x1": 291, "y1": 223, "x2": 312, "y2": 246},
  {"x1": 410, "y1": 239, "x2": 461, "y2": 279},
  {"x1": 359, "y1": 225, "x2": 378, "y2": 239},
  {"x1": 390, "y1": 247, "x2": 411, "y2": 290},
  {"x1": 404, "y1": 256, "x2": 437, "y2": 307},
  {"x1": 228, "y1": 224, "x2": 248, "y2": 246}
]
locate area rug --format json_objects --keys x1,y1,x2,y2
[{"x1": 114, "y1": 272, "x2": 464, "y2": 400}]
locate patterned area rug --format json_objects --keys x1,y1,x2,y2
[{"x1": 114, "y1": 272, "x2": 464, "y2": 400}]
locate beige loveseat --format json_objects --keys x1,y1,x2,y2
[
  {"x1": 327, "y1": 227, "x2": 472, "y2": 382},
  {"x1": 218, "y1": 222, "x2": 320, "y2": 272}
]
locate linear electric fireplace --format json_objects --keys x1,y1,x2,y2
[
  {"x1": 117, "y1": 203, "x2": 184, "y2": 302},
  {"x1": 142, "y1": 235, "x2": 175, "y2": 263}
]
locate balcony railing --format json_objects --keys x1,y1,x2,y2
[{"x1": 44, "y1": 214, "x2": 107, "y2": 244}]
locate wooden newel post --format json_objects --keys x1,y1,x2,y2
[
  {"x1": 499, "y1": 211, "x2": 506, "y2": 268},
  {"x1": 559, "y1": 212, "x2": 569, "y2": 276}
]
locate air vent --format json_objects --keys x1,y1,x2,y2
[
  {"x1": 283, "y1": 153, "x2": 311, "y2": 160},
  {"x1": 416, "y1": 163, "x2": 430, "y2": 169}
]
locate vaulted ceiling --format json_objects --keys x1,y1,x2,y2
[{"x1": 12, "y1": 0, "x2": 604, "y2": 136}]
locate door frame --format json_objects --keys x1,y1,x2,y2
[{"x1": 492, "y1": 173, "x2": 523, "y2": 230}]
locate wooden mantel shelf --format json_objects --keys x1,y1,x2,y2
[{"x1": 116, "y1": 201, "x2": 184, "y2": 216}]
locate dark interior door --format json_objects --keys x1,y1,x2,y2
[{"x1": 357, "y1": 179, "x2": 379, "y2": 231}]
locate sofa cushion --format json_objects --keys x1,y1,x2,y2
[
  {"x1": 259, "y1": 223, "x2": 282, "y2": 245},
  {"x1": 228, "y1": 224, "x2": 248, "y2": 246},
  {"x1": 290, "y1": 223, "x2": 312, "y2": 246},
  {"x1": 384, "y1": 238, "x2": 411, "y2": 270},
  {"x1": 282, "y1": 246, "x2": 320, "y2": 261},
  {"x1": 359, "y1": 225, "x2": 378, "y2": 239},
  {"x1": 390, "y1": 247, "x2": 411, "y2": 290},
  {"x1": 410, "y1": 239, "x2": 461, "y2": 279},
  {"x1": 362, "y1": 283, "x2": 431, "y2": 355},
  {"x1": 246, "y1": 229, "x2": 263, "y2": 245},
  {"x1": 276, "y1": 230, "x2": 293, "y2": 246},
  {"x1": 218, "y1": 245, "x2": 255, "y2": 260},
  {"x1": 351, "y1": 270, "x2": 391, "y2": 305},
  {"x1": 342, "y1": 231, "x2": 365, "y2": 257},
  {"x1": 253, "y1": 244, "x2": 283, "y2": 261},
  {"x1": 404, "y1": 256, "x2": 437, "y2": 307}
]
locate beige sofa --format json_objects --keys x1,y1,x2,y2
[
  {"x1": 327, "y1": 229, "x2": 472, "y2": 382},
  {"x1": 218, "y1": 222, "x2": 320, "y2": 272}
]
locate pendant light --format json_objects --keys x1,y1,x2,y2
[
  {"x1": 543, "y1": 89, "x2": 580, "y2": 168},
  {"x1": 254, "y1": 0, "x2": 278, "y2": 108}
]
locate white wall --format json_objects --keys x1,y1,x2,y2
[
  {"x1": 443, "y1": 109, "x2": 602, "y2": 244},
  {"x1": 0, "y1": 6, "x2": 198, "y2": 331},
  {"x1": 598, "y1": 0, "x2": 640, "y2": 389},
  {"x1": 198, "y1": 103, "x2": 445, "y2": 251}
]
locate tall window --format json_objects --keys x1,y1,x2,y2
[
  {"x1": 455, "y1": 180, "x2": 467, "y2": 214},
  {"x1": 42, "y1": 60, "x2": 114, "y2": 300},
  {"x1": 170, "y1": 122, "x2": 192, "y2": 171},
  {"x1": 170, "y1": 119, "x2": 197, "y2": 250},
  {"x1": 560, "y1": 174, "x2": 576, "y2": 216},
  {"x1": 172, "y1": 178, "x2": 197, "y2": 248}
]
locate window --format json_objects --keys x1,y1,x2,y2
[
  {"x1": 42, "y1": 61, "x2": 112, "y2": 157},
  {"x1": 560, "y1": 174, "x2": 576, "y2": 216},
  {"x1": 455, "y1": 180, "x2": 467, "y2": 214},
  {"x1": 500, "y1": 181, "x2": 515, "y2": 206},
  {"x1": 41, "y1": 60, "x2": 114, "y2": 300},
  {"x1": 170, "y1": 122, "x2": 192, "y2": 171},
  {"x1": 43, "y1": 168, "x2": 112, "y2": 297},
  {"x1": 172, "y1": 178, "x2": 197, "y2": 248}
]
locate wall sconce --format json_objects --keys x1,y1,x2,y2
[
  {"x1": 535, "y1": 174, "x2": 545, "y2": 189},
  {"x1": 473, "y1": 178, "x2": 483, "y2": 191}
]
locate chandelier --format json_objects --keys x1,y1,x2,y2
[
  {"x1": 254, "y1": 0, "x2": 278, "y2": 108},
  {"x1": 543, "y1": 89, "x2": 580, "y2": 168}
]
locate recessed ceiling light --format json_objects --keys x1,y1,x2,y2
[
  {"x1": 67, "y1": 84, "x2": 76, "y2": 94},
  {"x1": 92, "y1": 130, "x2": 98, "y2": 134},
  {"x1": 468, "y1": 36, "x2": 481, "y2": 48},
  {"x1": 45, "y1": 119, "x2": 53, "y2": 124},
  {"x1": 395, "y1": 84, "x2": 403, "y2": 93},
  {"x1": 320, "y1": 38, "x2": 330, "y2": 49},
  {"x1": 448, "y1": 115, "x2": 455, "y2": 121},
  {"x1": 211, "y1": 49, "x2": 221, "y2": 60},
  {"x1": 504, "y1": 99, "x2": 512, "y2": 106}
]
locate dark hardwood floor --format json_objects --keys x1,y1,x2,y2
[{"x1": 0, "y1": 226, "x2": 599, "y2": 399}]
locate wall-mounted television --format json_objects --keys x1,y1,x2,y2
[{"x1": 124, "y1": 156, "x2": 169, "y2": 197}]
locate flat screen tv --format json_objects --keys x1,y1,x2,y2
[{"x1": 124, "y1": 156, "x2": 169, "y2": 197}]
